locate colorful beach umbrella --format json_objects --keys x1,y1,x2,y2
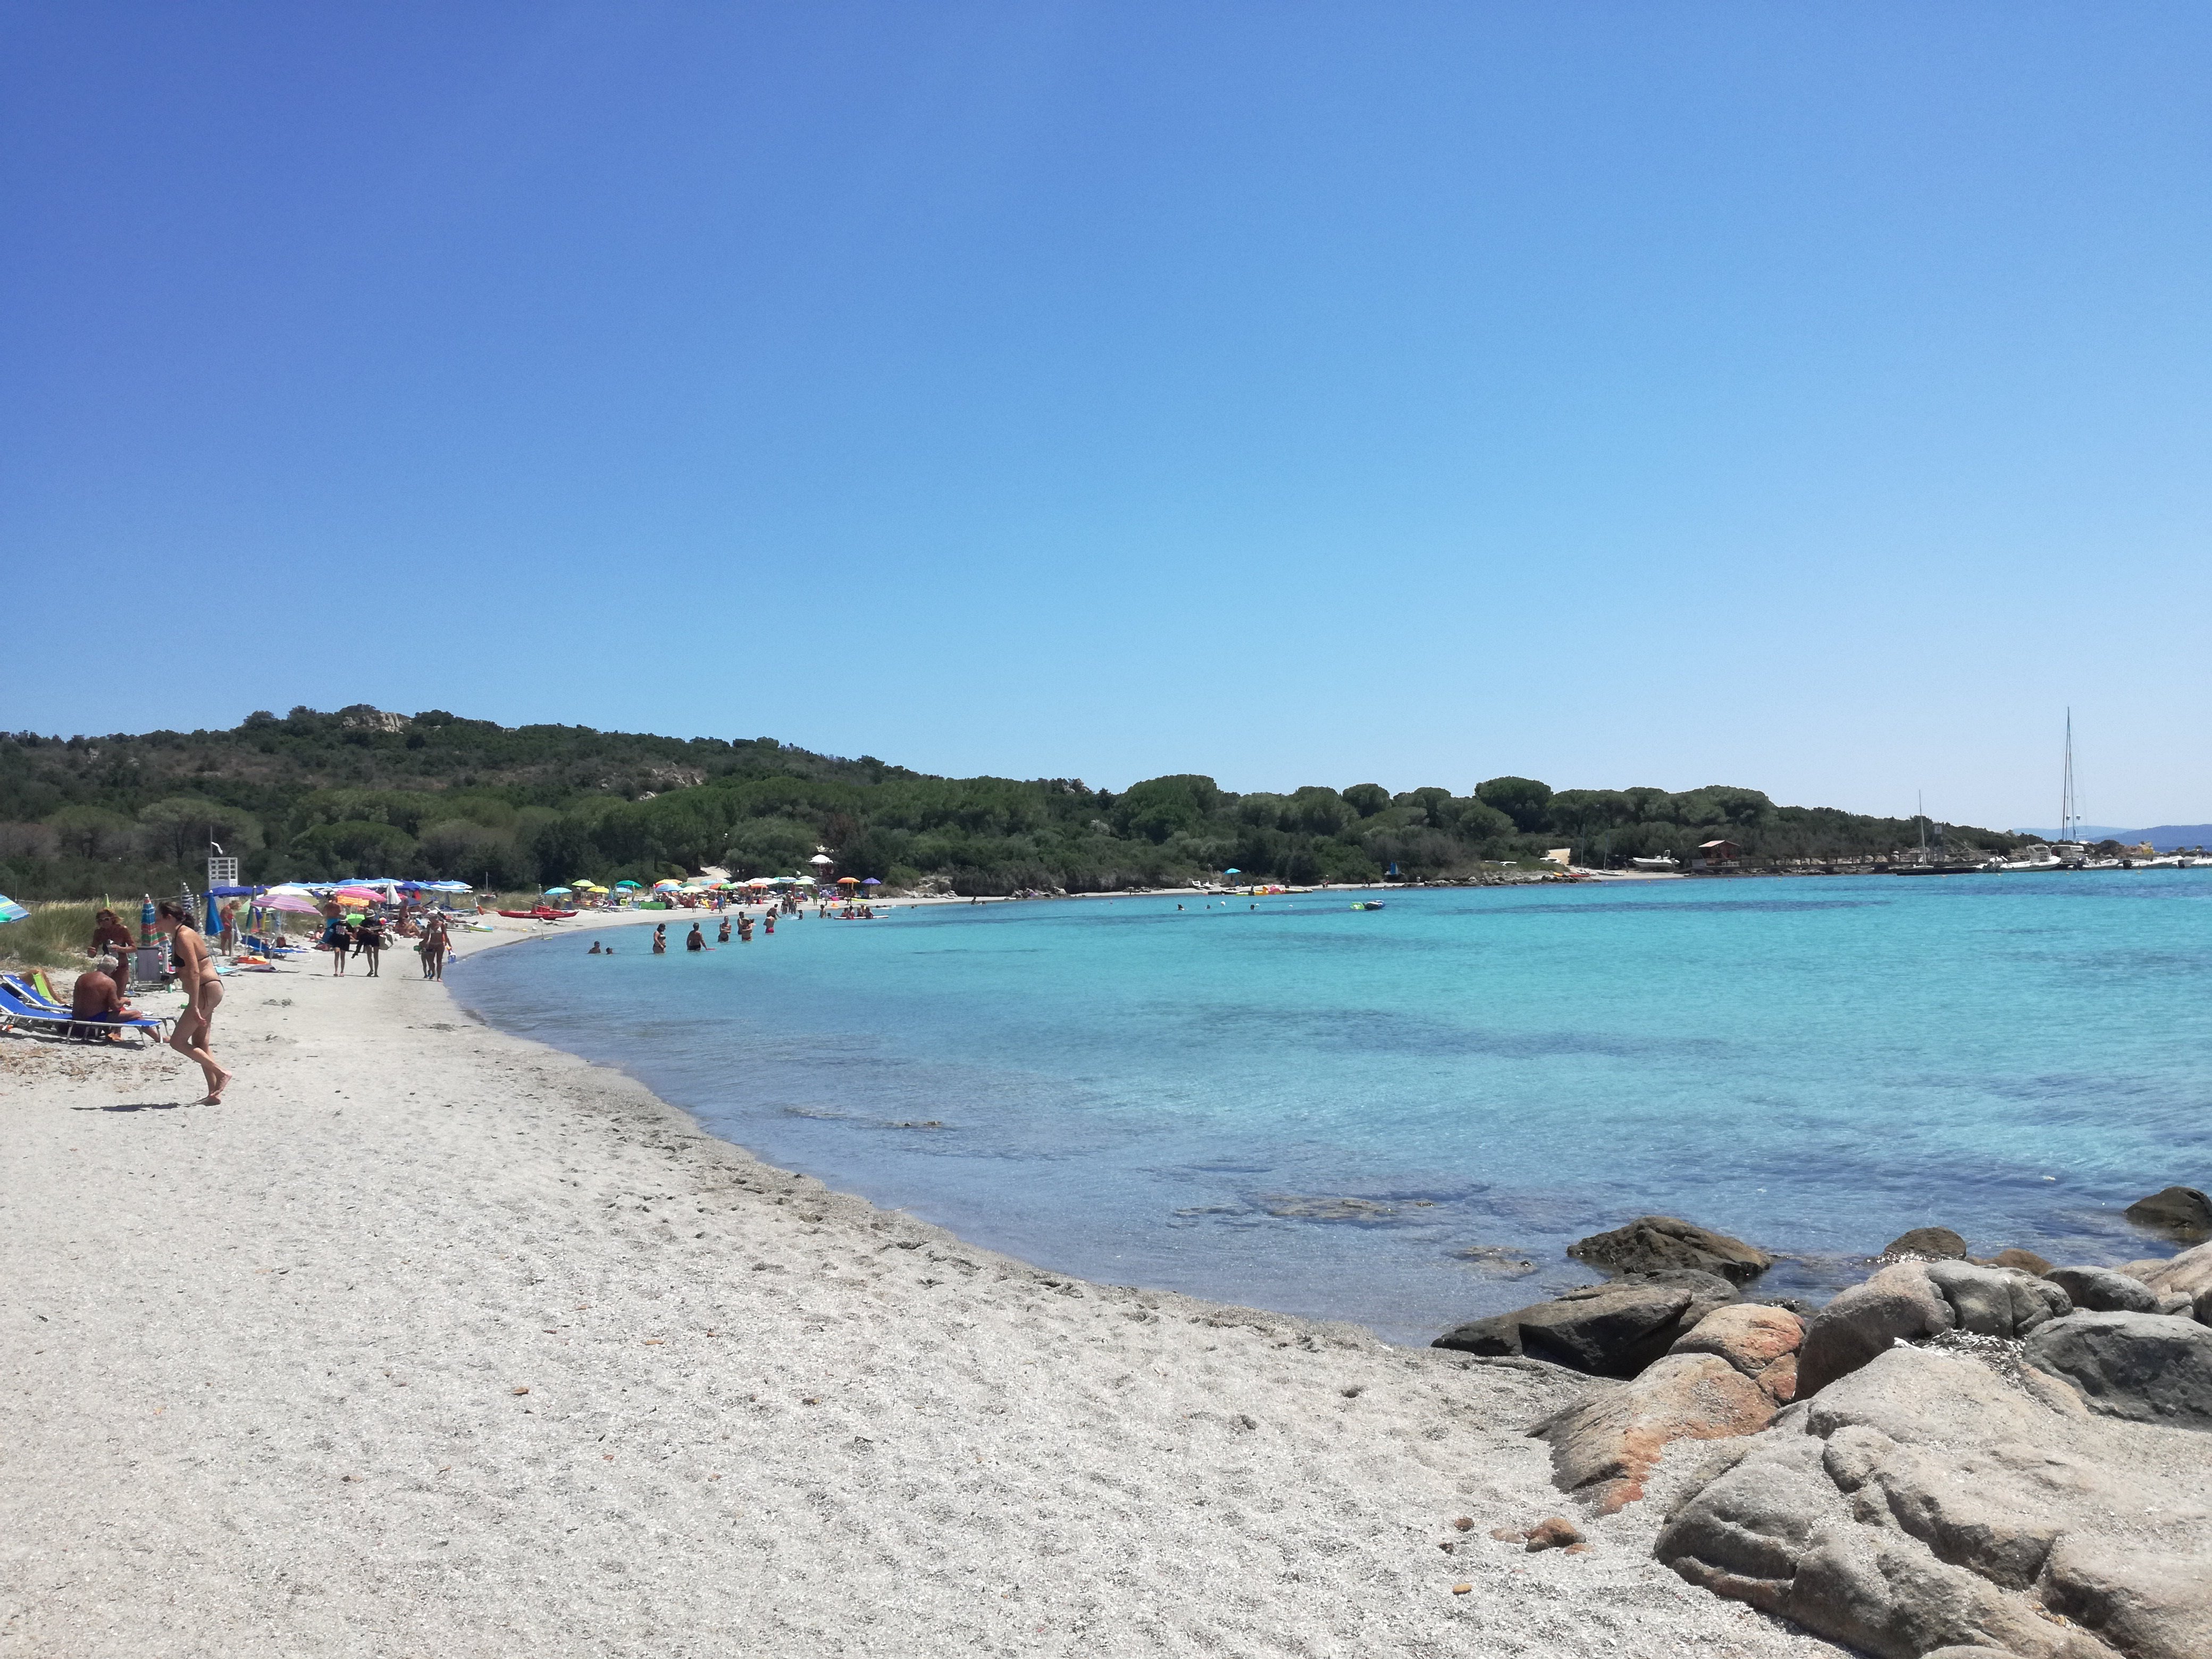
[
  {"x1": 861, "y1": 877, "x2": 881, "y2": 886},
  {"x1": 256, "y1": 891, "x2": 323, "y2": 915},
  {"x1": 544, "y1": 887, "x2": 572, "y2": 896},
  {"x1": 0, "y1": 892, "x2": 28, "y2": 925},
  {"x1": 651, "y1": 879, "x2": 681, "y2": 890},
  {"x1": 332, "y1": 886, "x2": 381, "y2": 904},
  {"x1": 614, "y1": 879, "x2": 641, "y2": 889}
]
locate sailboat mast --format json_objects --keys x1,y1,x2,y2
[{"x1": 2060, "y1": 709, "x2": 2076, "y2": 842}]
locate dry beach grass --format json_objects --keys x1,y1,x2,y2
[{"x1": 0, "y1": 915, "x2": 1851, "y2": 1657}]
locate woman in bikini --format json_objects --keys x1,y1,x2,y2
[{"x1": 155, "y1": 899, "x2": 233, "y2": 1103}]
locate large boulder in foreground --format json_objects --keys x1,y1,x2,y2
[
  {"x1": 1566, "y1": 1215, "x2": 1773, "y2": 1284},
  {"x1": 1529, "y1": 1353, "x2": 1777, "y2": 1514},
  {"x1": 1435, "y1": 1277, "x2": 1733, "y2": 1377},
  {"x1": 2126, "y1": 1185, "x2": 2212, "y2": 1240},
  {"x1": 2022, "y1": 1311, "x2": 2212, "y2": 1429},
  {"x1": 1656, "y1": 1344, "x2": 2212, "y2": 1659}
]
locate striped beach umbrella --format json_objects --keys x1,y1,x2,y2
[{"x1": 0, "y1": 892, "x2": 28, "y2": 925}]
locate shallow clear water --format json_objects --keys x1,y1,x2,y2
[{"x1": 456, "y1": 873, "x2": 2212, "y2": 1344}]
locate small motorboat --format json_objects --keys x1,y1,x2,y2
[{"x1": 1350, "y1": 900, "x2": 1386, "y2": 911}]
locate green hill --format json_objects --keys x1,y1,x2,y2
[{"x1": 0, "y1": 704, "x2": 2027, "y2": 899}]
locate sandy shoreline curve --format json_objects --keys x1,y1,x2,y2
[{"x1": 2, "y1": 915, "x2": 1844, "y2": 1657}]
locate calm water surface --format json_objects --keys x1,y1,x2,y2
[{"x1": 456, "y1": 873, "x2": 2212, "y2": 1343}]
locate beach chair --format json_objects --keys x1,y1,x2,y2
[
  {"x1": 0, "y1": 981, "x2": 167, "y2": 1044},
  {"x1": 3, "y1": 974, "x2": 70, "y2": 1014}
]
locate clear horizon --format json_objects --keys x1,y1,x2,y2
[{"x1": 5, "y1": 6, "x2": 2206, "y2": 826}]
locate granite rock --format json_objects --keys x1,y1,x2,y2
[
  {"x1": 2045, "y1": 1263, "x2": 2162, "y2": 1316},
  {"x1": 1668, "y1": 1303, "x2": 1806, "y2": 1403},
  {"x1": 1882, "y1": 1226, "x2": 1969, "y2": 1261},
  {"x1": 1530, "y1": 1352, "x2": 1778, "y2": 1514},
  {"x1": 1923, "y1": 1260, "x2": 2070, "y2": 1338},
  {"x1": 2137, "y1": 1240, "x2": 2212, "y2": 1300},
  {"x1": 2125, "y1": 1185, "x2": 2212, "y2": 1241},
  {"x1": 1796, "y1": 1261, "x2": 1955, "y2": 1398},
  {"x1": 1566, "y1": 1216, "x2": 1774, "y2": 1285},
  {"x1": 2021, "y1": 1311, "x2": 2212, "y2": 1429},
  {"x1": 1435, "y1": 1277, "x2": 1730, "y2": 1377},
  {"x1": 1657, "y1": 1344, "x2": 2212, "y2": 1659}
]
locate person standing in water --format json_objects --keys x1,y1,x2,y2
[
  {"x1": 155, "y1": 899, "x2": 233, "y2": 1103},
  {"x1": 716, "y1": 917, "x2": 731, "y2": 943},
  {"x1": 685, "y1": 922, "x2": 706, "y2": 952},
  {"x1": 652, "y1": 924, "x2": 668, "y2": 954}
]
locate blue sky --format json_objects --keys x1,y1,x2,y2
[{"x1": 5, "y1": 4, "x2": 2206, "y2": 827}]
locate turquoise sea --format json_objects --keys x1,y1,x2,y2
[{"x1": 456, "y1": 873, "x2": 2212, "y2": 1344}]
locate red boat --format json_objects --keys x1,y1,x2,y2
[{"x1": 497, "y1": 907, "x2": 578, "y2": 921}]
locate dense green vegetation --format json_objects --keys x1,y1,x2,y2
[{"x1": 0, "y1": 705, "x2": 2029, "y2": 900}]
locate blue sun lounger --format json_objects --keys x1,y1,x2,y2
[
  {"x1": 3, "y1": 974, "x2": 68, "y2": 1013},
  {"x1": 0, "y1": 981, "x2": 167, "y2": 1043}
]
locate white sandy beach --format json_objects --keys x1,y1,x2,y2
[{"x1": 1, "y1": 915, "x2": 1846, "y2": 1658}]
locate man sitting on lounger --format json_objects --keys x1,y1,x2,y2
[{"x1": 70, "y1": 956, "x2": 142, "y2": 1035}]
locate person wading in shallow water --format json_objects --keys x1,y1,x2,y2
[
  {"x1": 155, "y1": 899, "x2": 233, "y2": 1103},
  {"x1": 717, "y1": 917, "x2": 731, "y2": 943},
  {"x1": 652, "y1": 924, "x2": 667, "y2": 954},
  {"x1": 685, "y1": 922, "x2": 706, "y2": 952}
]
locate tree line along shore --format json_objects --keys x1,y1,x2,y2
[{"x1": 2, "y1": 703, "x2": 2039, "y2": 902}]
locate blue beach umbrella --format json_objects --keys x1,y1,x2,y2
[{"x1": 0, "y1": 892, "x2": 28, "y2": 924}]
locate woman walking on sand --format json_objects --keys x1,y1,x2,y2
[
  {"x1": 155, "y1": 899, "x2": 233, "y2": 1104},
  {"x1": 420, "y1": 912, "x2": 450, "y2": 981}
]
